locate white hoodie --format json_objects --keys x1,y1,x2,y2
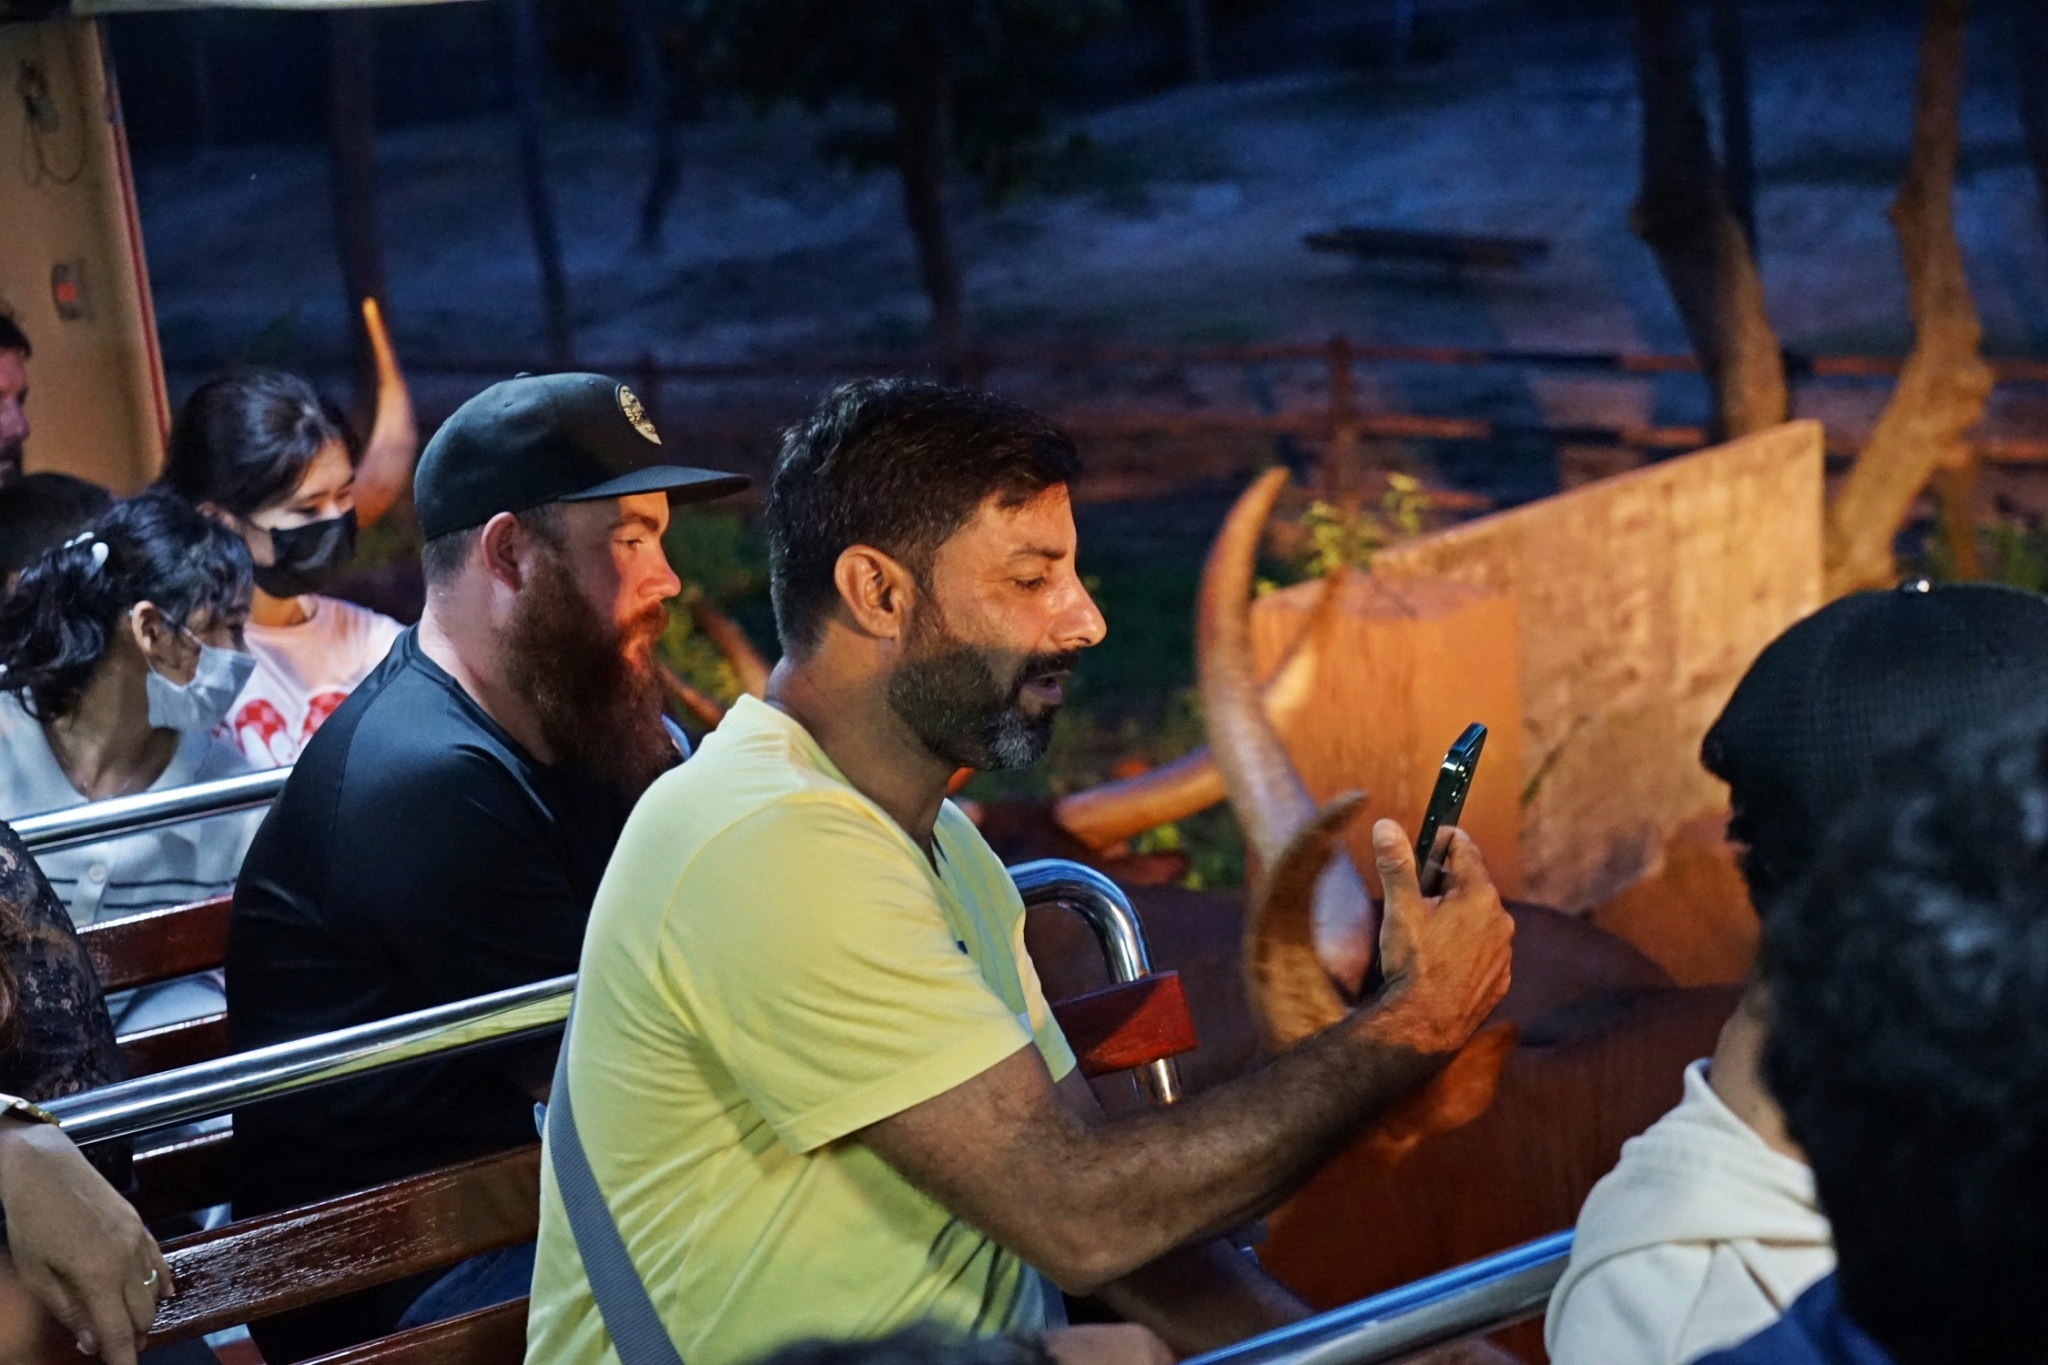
[{"x1": 1544, "y1": 1060, "x2": 1836, "y2": 1365}]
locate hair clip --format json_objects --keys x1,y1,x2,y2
[
  {"x1": 61, "y1": 531, "x2": 91, "y2": 549},
  {"x1": 89, "y1": 542, "x2": 109, "y2": 571}
]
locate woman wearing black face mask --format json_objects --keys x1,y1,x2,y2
[{"x1": 160, "y1": 345, "x2": 416, "y2": 768}]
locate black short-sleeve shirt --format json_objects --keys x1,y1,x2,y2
[{"x1": 226, "y1": 627, "x2": 632, "y2": 1215}]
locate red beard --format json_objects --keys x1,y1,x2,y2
[{"x1": 502, "y1": 548, "x2": 677, "y2": 800}]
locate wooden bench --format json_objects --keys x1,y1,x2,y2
[{"x1": 51, "y1": 889, "x2": 1199, "y2": 1362}]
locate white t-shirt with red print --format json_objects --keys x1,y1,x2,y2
[{"x1": 231, "y1": 595, "x2": 405, "y2": 768}]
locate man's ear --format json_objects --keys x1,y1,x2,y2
[
  {"x1": 476, "y1": 512, "x2": 530, "y2": 593},
  {"x1": 832, "y1": 544, "x2": 918, "y2": 643}
]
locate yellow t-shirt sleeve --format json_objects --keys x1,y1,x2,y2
[{"x1": 667, "y1": 796, "x2": 1040, "y2": 1154}]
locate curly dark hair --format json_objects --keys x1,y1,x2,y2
[
  {"x1": 0, "y1": 491, "x2": 252, "y2": 722},
  {"x1": 1761, "y1": 713, "x2": 2048, "y2": 1365},
  {"x1": 766, "y1": 379, "x2": 1081, "y2": 657}
]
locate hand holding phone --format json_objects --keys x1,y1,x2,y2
[{"x1": 1414, "y1": 723, "x2": 1486, "y2": 897}]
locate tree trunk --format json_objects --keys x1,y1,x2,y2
[
  {"x1": 624, "y1": 0, "x2": 681, "y2": 249},
  {"x1": 1708, "y1": 0, "x2": 1757, "y2": 249},
  {"x1": 327, "y1": 12, "x2": 386, "y2": 400},
  {"x1": 1183, "y1": 0, "x2": 1213, "y2": 83},
  {"x1": 2021, "y1": 6, "x2": 2048, "y2": 232},
  {"x1": 507, "y1": 0, "x2": 574, "y2": 365},
  {"x1": 184, "y1": 13, "x2": 217, "y2": 159},
  {"x1": 1823, "y1": 0, "x2": 1993, "y2": 595},
  {"x1": 1628, "y1": 0, "x2": 1786, "y2": 441},
  {"x1": 890, "y1": 49, "x2": 966, "y2": 363}
]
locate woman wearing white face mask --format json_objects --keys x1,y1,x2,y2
[{"x1": 0, "y1": 491, "x2": 260, "y2": 1032}]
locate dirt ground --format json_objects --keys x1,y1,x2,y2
[{"x1": 134, "y1": 1, "x2": 2048, "y2": 475}]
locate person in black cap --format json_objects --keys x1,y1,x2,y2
[
  {"x1": 0, "y1": 313, "x2": 31, "y2": 484},
  {"x1": 224, "y1": 373, "x2": 746, "y2": 1360},
  {"x1": 0, "y1": 471, "x2": 112, "y2": 585},
  {"x1": 1546, "y1": 579, "x2": 2048, "y2": 1365}
]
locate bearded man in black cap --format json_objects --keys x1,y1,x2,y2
[
  {"x1": 226, "y1": 373, "x2": 746, "y2": 1360},
  {"x1": 1546, "y1": 579, "x2": 2048, "y2": 1365}
]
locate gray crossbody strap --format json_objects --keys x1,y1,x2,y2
[{"x1": 548, "y1": 1006, "x2": 688, "y2": 1365}]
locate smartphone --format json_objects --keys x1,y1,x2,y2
[{"x1": 1414, "y1": 723, "x2": 1487, "y2": 897}]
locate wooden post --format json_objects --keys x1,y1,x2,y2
[
  {"x1": 1708, "y1": 0, "x2": 1757, "y2": 249},
  {"x1": 327, "y1": 11, "x2": 385, "y2": 402},
  {"x1": 1249, "y1": 575, "x2": 1525, "y2": 900},
  {"x1": 507, "y1": 0, "x2": 574, "y2": 366},
  {"x1": 1628, "y1": 0, "x2": 1786, "y2": 441},
  {"x1": 623, "y1": 0, "x2": 680, "y2": 250},
  {"x1": 1325, "y1": 334, "x2": 1359, "y2": 503},
  {"x1": 890, "y1": 13, "x2": 966, "y2": 367},
  {"x1": 2024, "y1": 7, "x2": 2048, "y2": 231}
]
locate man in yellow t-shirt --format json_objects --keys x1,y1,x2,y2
[{"x1": 526, "y1": 380, "x2": 1514, "y2": 1365}]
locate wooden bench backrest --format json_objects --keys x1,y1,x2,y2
[
  {"x1": 80, "y1": 895, "x2": 232, "y2": 992},
  {"x1": 32, "y1": 1147, "x2": 539, "y2": 1364},
  {"x1": 77, "y1": 896, "x2": 1200, "y2": 1083}
]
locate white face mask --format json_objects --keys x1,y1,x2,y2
[{"x1": 145, "y1": 639, "x2": 256, "y2": 734}]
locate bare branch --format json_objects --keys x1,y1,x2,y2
[
  {"x1": 1629, "y1": 0, "x2": 1787, "y2": 440},
  {"x1": 1823, "y1": 0, "x2": 1994, "y2": 594}
]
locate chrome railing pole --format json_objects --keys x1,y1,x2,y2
[
  {"x1": 15, "y1": 768, "x2": 293, "y2": 853},
  {"x1": 45, "y1": 973, "x2": 572, "y2": 1144},
  {"x1": 1183, "y1": 1232, "x2": 1573, "y2": 1365},
  {"x1": 1010, "y1": 859, "x2": 1182, "y2": 1106}
]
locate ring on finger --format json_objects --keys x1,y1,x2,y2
[{"x1": 142, "y1": 1269, "x2": 159, "y2": 1289}]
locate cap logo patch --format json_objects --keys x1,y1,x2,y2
[{"x1": 617, "y1": 385, "x2": 661, "y2": 444}]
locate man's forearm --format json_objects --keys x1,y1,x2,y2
[
  {"x1": 1095, "y1": 1239, "x2": 1307, "y2": 1353},
  {"x1": 871, "y1": 1009, "x2": 1445, "y2": 1294},
  {"x1": 1051, "y1": 1011, "x2": 1441, "y2": 1275}
]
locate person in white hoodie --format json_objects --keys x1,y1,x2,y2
[{"x1": 1545, "y1": 579, "x2": 2048, "y2": 1365}]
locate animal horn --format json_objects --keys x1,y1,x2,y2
[
  {"x1": 1198, "y1": 468, "x2": 1380, "y2": 1015},
  {"x1": 1052, "y1": 571, "x2": 1342, "y2": 851},
  {"x1": 658, "y1": 664, "x2": 727, "y2": 729},
  {"x1": 1246, "y1": 792, "x2": 1368, "y2": 1048},
  {"x1": 687, "y1": 593, "x2": 772, "y2": 699}
]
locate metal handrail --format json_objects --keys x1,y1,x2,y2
[
  {"x1": 41, "y1": 844, "x2": 1559, "y2": 1360},
  {"x1": 1010, "y1": 858, "x2": 1181, "y2": 1106},
  {"x1": 15, "y1": 767, "x2": 292, "y2": 853},
  {"x1": 47, "y1": 859, "x2": 1172, "y2": 1139},
  {"x1": 1184, "y1": 1232, "x2": 1573, "y2": 1365},
  {"x1": 46, "y1": 973, "x2": 572, "y2": 1144}
]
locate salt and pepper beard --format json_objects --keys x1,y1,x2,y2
[
  {"x1": 502, "y1": 543, "x2": 677, "y2": 800},
  {"x1": 887, "y1": 595, "x2": 1074, "y2": 772}
]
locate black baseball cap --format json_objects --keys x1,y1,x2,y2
[
  {"x1": 1702, "y1": 579, "x2": 2048, "y2": 909},
  {"x1": 415, "y1": 372, "x2": 748, "y2": 539}
]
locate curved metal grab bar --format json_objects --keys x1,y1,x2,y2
[
  {"x1": 1183, "y1": 1231, "x2": 1573, "y2": 1365},
  {"x1": 46, "y1": 973, "x2": 573, "y2": 1145},
  {"x1": 15, "y1": 768, "x2": 293, "y2": 853},
  {"x1": 1009, "y1": 858, "x2": 1181, "y2": 1105}
]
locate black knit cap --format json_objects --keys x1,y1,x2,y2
[
  {"x1": 415, "y1": 372, "x2": 748, "y2": 539},
  {"x1": 1702, "y1": 579, "x2": 2048, "y2": 911}
]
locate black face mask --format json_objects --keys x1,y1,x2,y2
[{"x1": 254, "y1": 510, "x2": 357, "y2": 598}]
